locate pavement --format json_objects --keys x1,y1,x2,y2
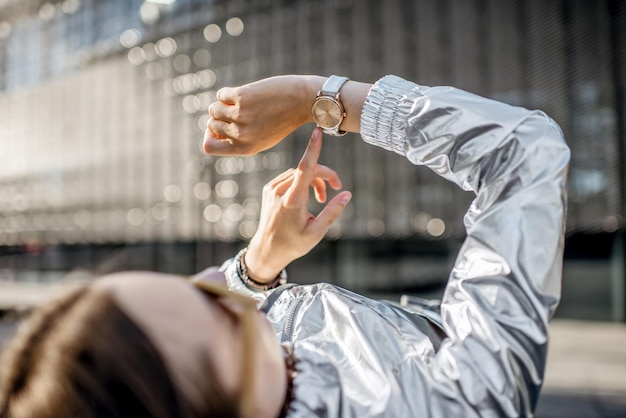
[
  {"x1": 0, "y1": 281, "x2": 625, "y2": 417},
  {"x1": 536, "y1": 320, "x2": 626, "y2": 418}
]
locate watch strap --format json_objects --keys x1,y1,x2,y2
[{"x1": 320, "y1": 75, "x2": 350, "y2": 96}]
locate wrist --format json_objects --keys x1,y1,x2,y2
[
  {"x1": 303, "y1": 75, "x2": 369, "y2": 134},
  {"x1": 299, "y1": 75, "x2": 326, "y2": 124},
  {"x1": 235, "y1": 248, "x2": 287, "y2": 291},
  {"x1": 245, "y1": 241, "x2": 286, "y2": 284}
]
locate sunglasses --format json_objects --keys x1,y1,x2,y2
[{"x1": 190, "y1": 278, "x2": 259, "y2": 418}]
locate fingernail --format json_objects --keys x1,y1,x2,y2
[
  {"x1": 340, "y1": 192, "x2": 352, "y2": 206},
  {"x1": 311, "y1": 128, "x2": 321, "y2": 141}
]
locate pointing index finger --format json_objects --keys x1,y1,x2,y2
[{"x1": 295, "y1": 128, "x2": 322, "y2": 184}]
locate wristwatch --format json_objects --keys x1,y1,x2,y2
[{"x1": 311, "y1": 75, "x2": 350, "y2": 136}]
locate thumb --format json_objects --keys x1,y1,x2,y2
[
  {"x1": 310, "y1": 191, "x2": 352, "y2": 236},
  {"x1": 202, "y1": 134, "x2": 235, "y2": 156}
]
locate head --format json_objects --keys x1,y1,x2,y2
[{"x1": 0, "y1": 271, "x2": 287, "y2": 418}]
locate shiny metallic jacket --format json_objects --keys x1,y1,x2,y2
[{"x1": 222, "y1": 75, "x2": 570, "y2": 417}]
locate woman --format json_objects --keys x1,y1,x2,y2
[{"x1": 0, "y1": 74, "x2": 569, "y2": 417}]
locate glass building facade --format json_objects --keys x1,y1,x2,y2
[{"x1": 0, "y1": 0, "x2": 624, "y2": 318}]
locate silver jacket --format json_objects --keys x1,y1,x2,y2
[{"x1": 222, "y1": 75, "x2": 570, "y2": 417}]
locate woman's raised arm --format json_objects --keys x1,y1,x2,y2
[{"x1": 203, "y1": 75, "x2": 371, "y2": 155}]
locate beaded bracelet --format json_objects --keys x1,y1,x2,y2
[{"x1": 234, "y1": 247, "x2": 287, "y2": 291}]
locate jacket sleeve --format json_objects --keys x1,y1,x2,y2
[
  {"x1": 218, "y1": 256, "x2": 271, "y2": 305},
  {"x1": 361, "y1": 75, "x2": 570, "y2": 416}
]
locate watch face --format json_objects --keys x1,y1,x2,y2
[{"x1": 312, "y1": 97, "x2": 343, "y2": 128}]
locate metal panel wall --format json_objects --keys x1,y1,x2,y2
[{"x1": 0, "y1": 0, "x2": 623, "y2": 251}]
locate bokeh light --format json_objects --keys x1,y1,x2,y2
[
  {"x1": 215, "y1": 180, "x2": 239, "y2": 199},
  {"x1": 193, "y1": 49, "x2": 212, "y2": 67},
  {"x1": 39, "y1": 3, "x2": 56, "y2": 21},
  {"x1": 225, "y1": 17, "x2": 244, "y2": 36},
  {"x1": 61, "y1": 0, "x2": 81, "y2": 14},
  {"x1": 120, "y1": 29, "x2": 142, "y2": 48},
  {"x1": 164, "y1": 185, "x2": 182, "y2": 203},
  {"x1": 197, "y1": 70, "x2": 217, "y2": 88},
  {"x1": 203, "y1": 24, "x2": 222, "y2": 43},
  {"x1": 426, "y1": 218, "x2": 446, "y2": 237},
  {"x1": 127, "y1": 46, "x2": 146, "y2": 65},
  {"x1": 139, "y1": 2, "x2": 160, "y2": 25},
  {"x1": 173, "y1": 54, "x2": 191, "y2": 73},
  {"x1": 239, "y1": 220, "x2": 257, "y2": 238},
  {"x1": 203, "y1": 204, "x2": 221, "y2": 222},
  {"x1": 155, "y1": 37, "x2": 177, "y2": 57},
  {"x1": 193, "y1": 182, "x2": 211, "y2": 200}
]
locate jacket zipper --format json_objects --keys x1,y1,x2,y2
[{"x1": 281, "y1": 298, "x2": 304, "y2": 343}]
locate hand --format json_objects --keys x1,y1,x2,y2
[
  {"x1": 245, "y1": 128, "x2": 352, "y2": 283},
  {"x1": 203, "y1": 75, "x2": 324, "y2": 156},
  {"x1": 203, "y1": 75, "x2": 371, "y2": 156}
]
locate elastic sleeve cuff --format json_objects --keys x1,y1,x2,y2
[
  {"x1": 219, "y1": 257, "x2": 269, "y2": 304},
  {"x1": 360, "y1": 75, "x2": 429, "y2": 155}
]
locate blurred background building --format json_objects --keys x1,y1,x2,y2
[{"x1": 0, "y1": 0, "x2": 624, "y2": 321}]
